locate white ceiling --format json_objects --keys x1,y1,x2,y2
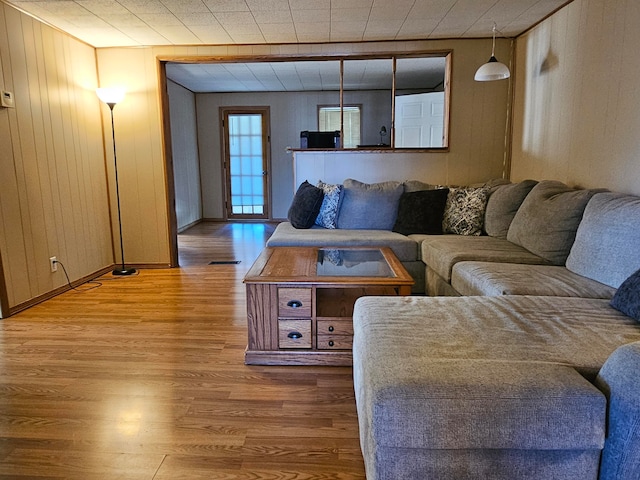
[
  {"x1": 7, "y1": 0, "x2": 570, "y2": 48},
  {"x1": 5, "y1": 0, "x2": 571, "y2": 93}
]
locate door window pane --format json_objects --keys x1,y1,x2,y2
[{"x1": 228, "y1": 113, "x2": 265, "y2": 215}]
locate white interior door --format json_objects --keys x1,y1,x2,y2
[{"x1": 395, "y1": 92, "x2": 445, "y2": 148}]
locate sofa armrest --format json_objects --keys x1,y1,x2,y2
[{"x1": 595, "y1": 342, "x2": 640, "y2": 480}]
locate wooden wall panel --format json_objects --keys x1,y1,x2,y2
[
  {"x1": 96, "y1": 48, "x2": 171, "y2": 266},
  {"x1": 0, "y1": 4, "x2": 112, "y2": 314},
  {"x1": 511, "y1": 0, "x2": 640, "y2": 195},
  {"x1": 167, "y1": 80, "x2": 202, "y2": 231}
]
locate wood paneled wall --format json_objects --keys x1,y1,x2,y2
[
  {"x1": 167, "y1": 80, "x2": 202, "y2": 231},
  {"x1": 511, "y1": 0, "x2": 640, "y2": 195},
  {"x1": 0, "y1": 4, "x2": 113, "y2": 315}
]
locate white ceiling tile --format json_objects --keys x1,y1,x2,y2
[
  {"x1": 77, "y1": 0, "x2": 131, "y2": 15},
  {"x1": 160, "y1": 0, "x2": 210, "y2": 14},
  {"x1": 188, "y1": 25, "x2": 233, "y2": 43},
  {"x1": 174, "y1": 12, "x2": 220, "y2": 26},
  {"x1": 252, "y1": 10, "x2": 293, "y2": 24},
  {"x1": 202, "y1": 0, "x2": 250, "y2": 12},
  {"x1": 117, "y1": 0, "x2": 170, "y2": 14},
  {"x1": 228, "y1": 33, "x2": 267, "y2": 43},
  {"x1": 291, "y1": 9, "x2": 330, "y2": 23},
  {"x1": 245, "y1": 0, "x2": 289, "y2": 11},
  {"x1": 137, "y1": 13, "x2": 182, "y2": 26},
  {"x1": 259, "y1": 23, "x2": 295, "y2": 35},
  {"x1": 156, "y1": 25, "x2": 202, "y2": 43},
  {"x1": 122, "y1": 25, "x2": 170, "y2": 44},
  {"x1": 105, "y1": 14, "x2": 148, "y2": 27}
]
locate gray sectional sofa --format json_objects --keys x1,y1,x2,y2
[{"x1": 270, "y1": 177, "x2": 640, "y2": 479}]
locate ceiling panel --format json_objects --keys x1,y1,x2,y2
[
  {"x1": 7, "y1": 0, "x2": 571, "y2": 48},
  {"x1": 5, "y1": 0, "x2": 571, "y2": 93}
]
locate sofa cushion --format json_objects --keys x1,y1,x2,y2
[
  {"x1": 452, "y1": 262, "x2": 616, "y2": 298},
  {"x1": 507, "y1": 181, "x2": 604, "y2": 265},
  {"x1": 566, "y1": 192, "x2": 640, "y2": 288},
  {"x1": 443, "y1": 187, "x2": 490, "y2": 235},
  {"x1": 314, "y1": 181, "x2": 343, "y2": 229},
  {"x1": 353, "y1": 295, "x2": 640, "y2": 382},
  {"x1": 610, "y1": 269, "x2": 640, "y2": 322},
  {"x1": 421, "y1": 235, "x2": 547, "y2": 283},
  {"x1": 337, "y1": 179, "x2": 404, "y2": 230},
  {"x1": 287, "y1": 180, "x2": 324, "y2": 229},
  {"x1": 484, "y1": 179, "x2": 538, "y2": 238},
  {"x1": 392, "y1": 188, "x2": 449, "y2": 235},
  {"x1": 266, "y1": 222, "x2": 419, "y2": 262}
]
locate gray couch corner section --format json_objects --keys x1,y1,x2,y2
[
  {"x1": 352, "y1": 295, "x2": 640, "y2": 480},
  {"x1": 595, "y1": 342, "x2": 640, "y2": 480}
]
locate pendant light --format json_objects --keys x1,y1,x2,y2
[{"x1": 475, "y1": 23, "x2": 510, "y2": 81}]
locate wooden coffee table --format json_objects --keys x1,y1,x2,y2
[{"x1": 243, "y1": 246, "x2": 414, "y2": 366}]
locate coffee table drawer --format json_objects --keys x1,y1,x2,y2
[
  {"x1": 317, "y1": 319, "x2": 353, "y2": 336},
  {"x1": 317, "y1": 335, "x2": 353, "y2": 350},
  {"x1": 278, "y1": 288, "x2": 312, "y2": 317},
  {"x1": 278, "y1": 319, "x2": 312, "y2": 349}
]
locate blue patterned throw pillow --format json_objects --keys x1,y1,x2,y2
[
  {"x1": 610, "y1": 269, "x2": 640, "y2": 321},
  {"x1": 315, "y1": 181, "x2": 343, "y2": 229}
]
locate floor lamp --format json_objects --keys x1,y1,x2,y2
[{"x1": 97, "y1": 87, "x2": 136, "y2": 276}]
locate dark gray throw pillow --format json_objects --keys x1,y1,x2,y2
[
  {"x1": 393, "y1": 188, "x2": 449, "y2": 235},
  {"x1": 610, "y1": 269, "x2": 640, "y2": 322},
  {"x1": 287, "y1": 180, "x2": 324, "y2": 229}
]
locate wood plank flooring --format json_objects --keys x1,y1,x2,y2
[{"x1": 0, "y1": 222, "x2": 366, "y2": 479}]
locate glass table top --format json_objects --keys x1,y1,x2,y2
[{"x1": 316, "y1": 248, "x2": 394, "y2": 277}]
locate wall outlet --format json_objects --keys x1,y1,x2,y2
[
  {"x1": 1, "y1": 90, "x2": 15, "y2": 108},
  {"x1": 49, "y1": 256, "x2": 57, "y2": 273}
]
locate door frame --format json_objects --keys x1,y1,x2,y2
[{"x1": 219, "y1": 106, "x2": 272, "y2": 220}]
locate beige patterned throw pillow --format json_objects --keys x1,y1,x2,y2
[{"x1": 443, "y1": 187, "x2": 490, "y2": 235}]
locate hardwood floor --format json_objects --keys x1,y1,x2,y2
[{"x1": 0, "y1": 222, "x2": 366, "y2": 479}]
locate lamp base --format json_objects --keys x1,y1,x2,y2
[{"x1": 113, "y1": 267, "x2": 137, "y2": 276}]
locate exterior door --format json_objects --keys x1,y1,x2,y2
[
  {"x1": 394, "y1": 92, "x2": 445, "y2": 148},
  {"x1": 221, "y1": 107, "x2": 270, "y2": 219}
]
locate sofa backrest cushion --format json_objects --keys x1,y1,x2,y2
[
  {"x1": 566, "y1": 192, "x2": 640, "y2": 288},
  {"x1": 484, "y1": 180, "x2": 538, "y2": 238},
  {"x1": 507, "y1": 180, "x2": 605, "y2": 265},
  {"x1": 336, "y1": 179, "x2": 404, "y2": 230}
]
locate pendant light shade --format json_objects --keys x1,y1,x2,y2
[{"x1": 475, "y1": 24, "x2": 510, "y2": 82}]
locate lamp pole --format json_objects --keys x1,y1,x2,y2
[{"x1": 98, "y1": 88, "x2": 136, "y2": 276}]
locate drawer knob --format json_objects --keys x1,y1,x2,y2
[
  {"x1": 288, "y1": 331, "x2": 303, "y2": 339},
  {"x1": 287, "y1": 300, "x2": 303, "y2": 308},
  {"x1": 328, "y1": 326, "x2": 334, "y2": 332},
  {"x1": 328, "y1": 341, "x2": 334, "y2": 347}
]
